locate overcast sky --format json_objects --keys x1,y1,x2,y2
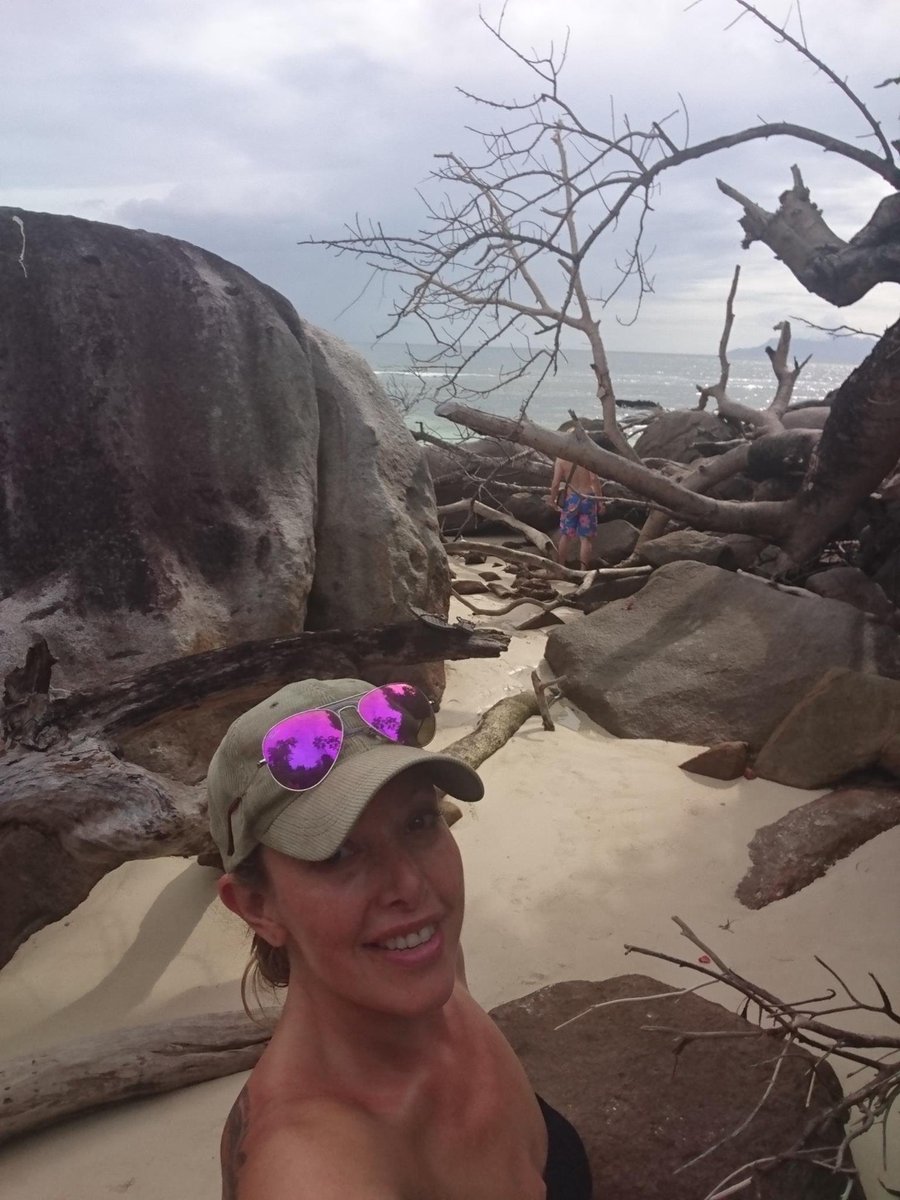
[{"x1": 2, "y1": 0, "x2": 897, "y2": 355}]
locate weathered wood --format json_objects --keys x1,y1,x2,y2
[
  {"x1": 444, "y1": 539, "x2": 652, "y2": 584},
  {"x1": 718, "y1": 173, "x2": 900, "y2": 306},
  {"x1": 5, "y1": 618, "x2": 511, "y2": 749},
  {"x1": 434, "y1": 401, "x2": 788, "y2": 539},
  {"x1": 438, "y1": 499, "x2": 554, "y2": 555},
  {"x1": 438, "y1": 692, "x2": 542, "y2": 770},
  {"x1": 776, "y1": 314, "x2": 900, "y2": 571},
  {"x1": 635, "y1": 443, "x2": 753, "y2": 547},
  {"x1": 0, "y1": 1010, "x2": 275, "y2": 1145}
]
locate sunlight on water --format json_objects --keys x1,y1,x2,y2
[{"x1": 357, "y1": 342, "x2": 855, "y2": 439}]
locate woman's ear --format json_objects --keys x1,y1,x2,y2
[{"x1": 217, "y1": 874, "x2": 288, "y2": 948}]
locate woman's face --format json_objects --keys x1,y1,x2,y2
[{"x1": 251, "y1": 769, "x2": 465, "y2": 1020}]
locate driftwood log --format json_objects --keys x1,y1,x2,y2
[
  {"x1": 2, "y1": 617, "x2": 508, "y2": 748},
  {"x1": 444, "y1": 539, "x2": 650, "y2": 584},
  {"x1": 0, "y1": 1010, "x2": 276, "y2": 1146},
  {"x1": 434, "y1": 691, "x2": 546, "y2": 828},
  {"x1": 439, "y1": 691, "x2": 542, "y2": 770},
  {"x1": 0, "y1": 615, "x2": 510, "y2": 970},
  {"x1": 438, "y1": 498, "x2": 555, "y2": 555}
]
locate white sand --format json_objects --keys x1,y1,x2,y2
[{"x1": 1, "y1": 596, "x2": 898, "y2": 1199}]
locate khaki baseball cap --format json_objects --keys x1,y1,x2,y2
[{"x1": 207, "y1": 678, "x2": 483, "y2": 870}]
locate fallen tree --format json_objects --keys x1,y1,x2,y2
[{"x1": 436, "y1": 312, "x2": 900, "y2": 575}]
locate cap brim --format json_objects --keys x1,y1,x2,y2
[{"x1": 258, "y1": 743, "x2": 483, "y2": 862}]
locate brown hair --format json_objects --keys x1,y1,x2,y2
[{"x1": 231, "y1": 847, "x2": 290, "y2": 1017}]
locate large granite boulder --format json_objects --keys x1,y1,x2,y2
[
  {"x1": 544, "y1": 561, "x2": 900, "y2": 747},
  {"x1": 491, "y1": 976, "x2": 858, "y2": 1200},
  {"x1": 633, "y1": 409, "x2": 733, "y2": 464},
  {"x1": 0, "y1": 208, "x2": 448, "y2": 698}
]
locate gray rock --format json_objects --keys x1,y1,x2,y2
[
  {"x1": 718, "y1": 534, "x2": 767, "y2": 569},
  {"x1": 805, "y1": 566, "x2": 899, "y2": 626},
  {"x1": 587, "y1": 519, "x2": 639, "y2": 565},
  {"x1": 746, "y1": 429, "x2": 818, "y2": 480},
  {"x1": 634, "y1": 410, "x2": 733, "y2": 464},
  {"x1": 680, "y1": 741, "x2": 749, "y2": 780},
  {"x1": 634, "y1": 529, "x2": 739, "y2": 569},
  {"x1": 0, "y1": 208, "x2": 446, "y2": 696},
  {"x1": 737, "y1": 783, "x2": 900, "y2": 907},
  {"x1": 708, "y1": 472, "x2": 755, "y2": 502},
  {"x1": 544, "y1": 562, "x2": 900, "y2": 747},
  {"x1": 754, "y1": 667, "x2": 900, "y2": 788},
  {"x1": 491, "y1": 976, "x2": 858, "y2": 1200},
  {"x1": 303, "y1": 325, "x2": 449, "y2": 634}
]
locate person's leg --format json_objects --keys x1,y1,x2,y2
[
  {"x1": 557, "y1": 494, "x2": 579, "y2": 565},
  {"x1": 576, "y1": 497, "x2": 599, "y2": 569}
]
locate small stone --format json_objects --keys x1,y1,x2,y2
[{"x1": 679, "y1": 741, "x2": 749, "y2": 780}]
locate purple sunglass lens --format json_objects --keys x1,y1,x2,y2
[
  {"x1": 357, "y1": 683, "x2": 436, "y2": 747},
  {"x1": 262, "y1": 709, "x2": 343, "y2": 791}
]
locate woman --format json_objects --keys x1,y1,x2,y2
[{"x1": 208, "y1": 676, "x2": 592, "y2": 1199}]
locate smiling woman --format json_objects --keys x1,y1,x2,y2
[{"x1": 207, "y1": 677, "x2": 592, "y2": 1200}]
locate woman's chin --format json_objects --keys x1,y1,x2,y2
[{"x1": 361, "y1": 954, "x2": 459, "y2": 1017}]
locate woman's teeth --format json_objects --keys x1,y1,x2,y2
[{"x1": 379, "y1": 924, "x2": 435, "y2": 951}]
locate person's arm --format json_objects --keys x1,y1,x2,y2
[{"x1": 548, "y1": 458, "x2": 567, "y2": 508}]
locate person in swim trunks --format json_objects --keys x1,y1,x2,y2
[
  {"x1": 549, "y1": 457, "x2": 605, "y2": 569},
  {"x1": 208, "y1": 677, "x2": 592, "y2": 1199}
]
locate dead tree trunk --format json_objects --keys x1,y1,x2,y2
[
  {"x1": 719, "y1": 170, "x2": 900, "y2": 305},
  {"x1": 776, "y1": 314, "x2": 900, "y2": 571}
]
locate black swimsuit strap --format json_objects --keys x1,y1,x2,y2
[{"x1": 537, "y1": 1094, "x2": 592, "y2": 1200}]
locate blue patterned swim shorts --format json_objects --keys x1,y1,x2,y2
[{"x1": 559, "y1": 491, "x2": 600, "y2": 538}]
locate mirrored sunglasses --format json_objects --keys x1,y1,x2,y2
[
  {"x1": 260, "y1": 682, "x2": 437, "y2": 793},
  {"x1": 224, "y1": 683, "x2": 437, "y2": 859}
]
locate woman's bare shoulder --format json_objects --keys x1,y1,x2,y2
[{"x1": 221, "y1": 1084, "x2": 403, "y2": 1200}]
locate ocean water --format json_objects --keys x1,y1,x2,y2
[{"x1": 356, "y1": 342, "x2": 856, "y2": 439}]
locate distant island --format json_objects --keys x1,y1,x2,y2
[{"x1": 732, "y1": 336, "x2": 873, "y2": 365}]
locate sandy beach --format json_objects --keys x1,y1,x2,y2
[{"x1": 1, "y1": 595, "x2": 898, "y2": 1199}]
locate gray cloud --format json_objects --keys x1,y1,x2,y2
[{"x1": 1, "y1": 0, "x2": 896, "y2": 353}]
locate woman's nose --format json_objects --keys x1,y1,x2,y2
[{"x1": 377, "y1": 845, "x2": 426, "y2": 906}]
